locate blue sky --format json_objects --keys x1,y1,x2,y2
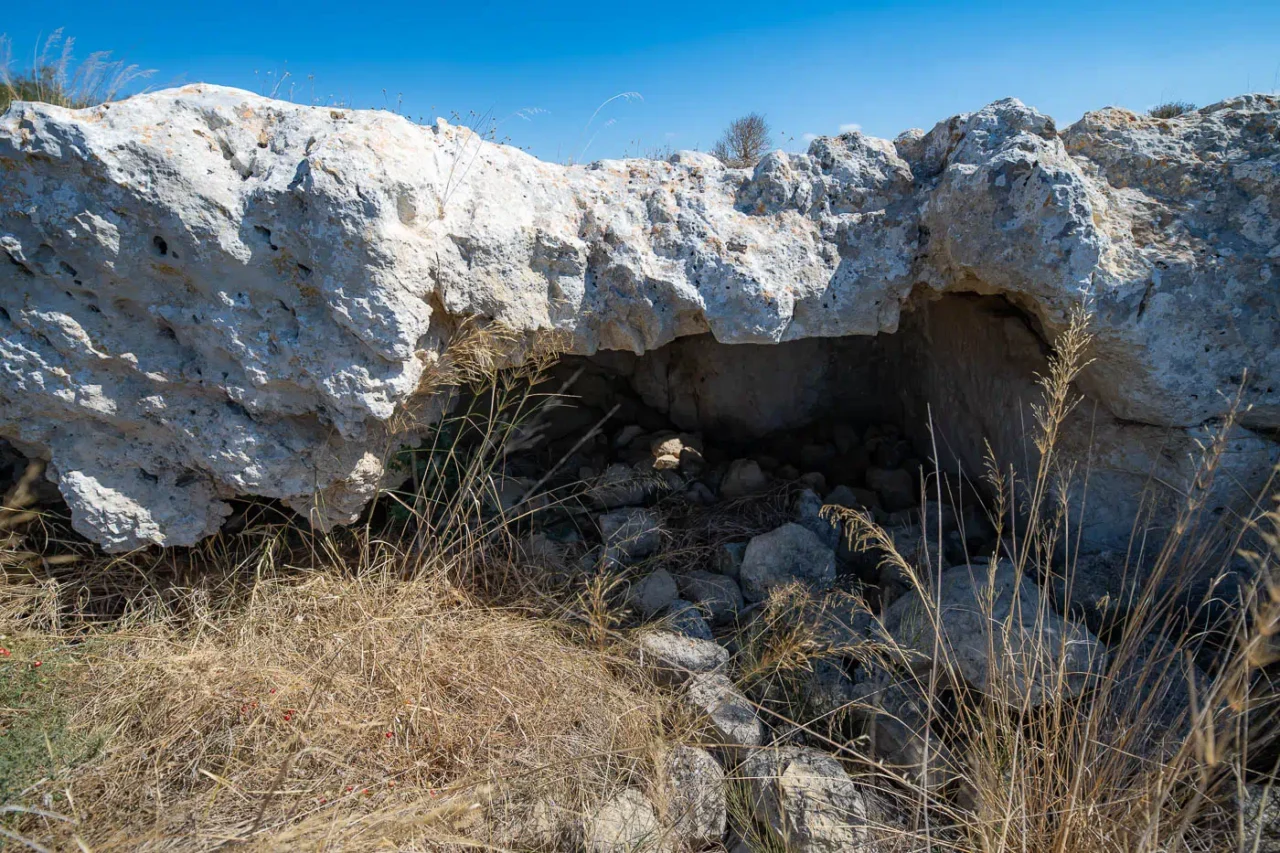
[{"x1": 4, "y1": 1, "x2": 1279, "y2": 162}]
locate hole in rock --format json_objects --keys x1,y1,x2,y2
[
  {"x1": 470, "y1": 293, "x2": 1056, "y2": 598},
  {"x1": 152, "y1": 235, "x2": 168, "y2": 256}
]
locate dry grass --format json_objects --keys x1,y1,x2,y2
[
  {"x1": 8, "y1": 568, "x2": 661, "y2": 851},
  {"x1": 1, "y1": 307, "x2": 1277, "y2": 852},
  {"x1": 0, "y1": 29, "x2": 152, "y2": 113},
  {"x1": 815, "y1": 306, "x2": 1280, "y2": 853}
]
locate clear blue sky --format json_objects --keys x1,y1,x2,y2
[{"x1": 4, "y1": 1, "x2": 1279, "y2": 162}]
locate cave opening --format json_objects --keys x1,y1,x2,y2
[{"x1": 525, "y1": 292, "x2": 1053, "y2": 536}]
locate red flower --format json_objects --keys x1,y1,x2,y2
[
  {"x1": 0, "y1": 648, "x2": 10, "y2": 657},
  {"x1": 345, "y1": 786, "x2": 354, "y2": 793},
  {"x1": 385, "y1": 731, "x2": 393, "y2": 739},
  {"x1": 31, "y1": 660, "x2": 42, "y2": 668}
]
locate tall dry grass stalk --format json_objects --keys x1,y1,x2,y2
[
  {"x1": 0, "y1": 29, "x2": 153, "y2": 113},
  {"x1": 821, "y1": 305, "x2": 1279, "y2": 852},
  {"x1": 0, "y1": 325, "x2": 674, "y2": 851}
]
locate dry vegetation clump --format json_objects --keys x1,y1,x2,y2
[
  {"x1": 711, "y1": 112, "x2": 772, "y2": 168},
  {"x1": 815, "y1": 307, "x2": 1280, "y2": 853},
  {"x1": 0, "y1": 29, "x2": 152, "y2": 113},
  {"x1": 24, "y1": 569, "x2": 662, "y2": 850},
  {"x1": 1149, "y1": 100, "x2": 1197, "y2": 118}
]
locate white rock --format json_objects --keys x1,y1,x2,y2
[
  {"x1": 660, "y1": 745, "x2": 727, "y2": 849},
  {"x1": 684, "y1": 672, "x2": 765, "y2": 753},
  {"x1": 881, "y1": 560, "x2": 1107, "y2": 706},
  {"x1": 1, "y1": 88, "x2": 1276, "y2": 550},
  {"x1": 637, "y1": 630, "x2": 729, "y2": 685},
  {"x1": 738, "y1": 747, "x2": 869, "y2": 853},
  {"x1": 584, "y1": 788, "x2": 662, "y2": 853}
]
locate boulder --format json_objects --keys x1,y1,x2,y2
[
  {"x1": 739, "y1": 523, "x2": 837, "y2": 602},
  {"x1": 737, "y1": 747, "x2": 869, "y2": 853},
  {"x1": 2, "y1": 89, "x2": 1276, "y2": 551},
  {"x1": 660, "y1": 745, "x2": 727, "y2": 849},
  {"x1": 881, "y1": 560, "x2": 1107, "y2": 706},
  {"x1": 583, "y1": 788, "x2": 662, "y2": 853}
]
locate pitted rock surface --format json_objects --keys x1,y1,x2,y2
[{"x1": 1, "y1": 87, "x2": 1277, "y2": 549}]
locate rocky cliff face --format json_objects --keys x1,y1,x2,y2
[{"x1": 1, "y1": 86, "x2": 1276, "y2": 551}]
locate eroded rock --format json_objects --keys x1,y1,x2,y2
[{"x1": 1, "y1": 88, "x2": 1277, "y2": 550}]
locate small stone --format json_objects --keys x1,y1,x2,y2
[
  {"x1": 739, "y1": 523, "x2": 837, "y2": 602},
  {"x1": 660, "y1": 745, "x2": 727, "y2": 849},
  {"x1": 653, "y1": 453, "x2": 681, "y2": 470},
  {"x1": 720, "y1": 459, "x2": 770, "y2": 500},
  {"x1": 799, "y1": 443, "x2": 836, "y2": 469},
  {"x1": 831, "y1": 424, "x2": 859, "y2": 454},
  {"x1": 684, "y1": 672, "x2": 765, "y2": 753},
  {"x1": 798, "y1": 471, "x2": 827, "y2": 493},
  {"x1": 678, "y1": 570, "x2": 745, "y2": 626},
  {"x1": 637, "y1": 630, "x2": 730, "y2": 685},
  {"x1": 628, "y1": 568, "x2": 678, "y2": 618},
  {"x1": 599, "y1": 507, "x2": 663, "y2": 563},
  {"x1": 613, "y1": 424, "x2": 646, "y2": 449},
  {"x1": 651, "y1": 432, "x2": 702, "y2": 458},
  {"x1": 590, "y1": 463, "x2": 652, "y2": 509},
  {"x1": 665, "y1": 599, "x2": 714, "y2": 640},
  {"x1": 715, "y1": 541, "x2": 747, "y2": 580},
  {"x1": 583, "y1": 788, "x2": 661, "y2": 853},
  {"x1": 865, "y1": 466, "x2": 915, "y2": 512}
]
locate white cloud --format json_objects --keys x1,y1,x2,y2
[
  {"x1": 801, "y1": 132, "x2": 819, "y2": 143},
  {"x1": 838, "y1": 122, "x2": 862, "y2": 134}
]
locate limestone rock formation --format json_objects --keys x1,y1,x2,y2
[{"x1": 1, "y1": 87, "x2": 1277, "y2": 550}]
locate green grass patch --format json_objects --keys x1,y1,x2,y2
[{"x1": 0, "y1": 636, "x2": 100, "y2": 812}]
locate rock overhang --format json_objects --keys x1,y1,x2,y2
[{"x1": 1, "y1": 86, "x2": 1276, "y2": 550}]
